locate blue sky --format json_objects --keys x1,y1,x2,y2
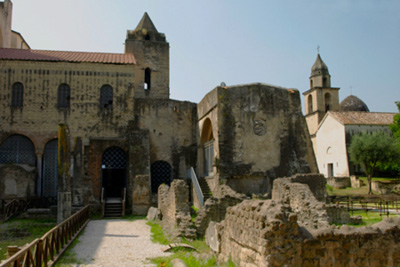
[{"x1": 10, "y1": 0, "x2": 400, "y2": 112}]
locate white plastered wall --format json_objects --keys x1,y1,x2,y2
[{"x1": 316, "y1": 115, "x2": 349, "y2": 177}]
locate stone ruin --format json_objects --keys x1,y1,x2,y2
[
  {"x1": 153, "y1": 174, "x2": 400, "y2": 266},
  {"x1": 157, "y1": 179, "x2": 246, "y2": 239},
  {"x1": 206, "y1": 174, "x2": 400, "y2": 266}
]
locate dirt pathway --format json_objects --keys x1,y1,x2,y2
[{"x1": 67, "y1": 219, "x2": 169, "y2": 267}]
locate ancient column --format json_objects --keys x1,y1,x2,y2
[
  {"x1": 57, "y1": 124, "x2": 72, "y2": 223},
  {"x1": 36, "y1": 152, "x2": 43, "y2": 197}
]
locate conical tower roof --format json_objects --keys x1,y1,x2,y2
[
  {"x1": 311, "y1": 54, "x2": 329, "y2": 76},
  {"x1": 135, "y1": 12, "x2": 158, "y2": 33}
]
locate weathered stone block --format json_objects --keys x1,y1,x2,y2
[{"x1": 146, "y1": 206, "x2": 162, "y2": 221}]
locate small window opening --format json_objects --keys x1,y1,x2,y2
[
  {"x1": 100, "y1": 85, "x2": 113, "y2": 109},
  {"x1": 11, "y1": 82, "x2": 24, "y2": 107},
  {"x1": 145, "y1": 34, "x2": 150, "y2": 40},
  {"x1": 144, "y1": 68, "x2": 151, "y2": 90},
  {"x1": 324, "y1": 93, "x2": 331, "y2": 112},
  {"x1": 323, "y1": 77, "x2": 328, "y2": 87},
  {"x1": 307, "y1": 95, "x2": 313, "y2": 114},
  {"x1": 58, "y1": 83, "x2": 70, "y2": 108}
]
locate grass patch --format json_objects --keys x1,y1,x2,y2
[
  {"x1": 327, "y1": 186, "x2": 370, "y2": 196},
  {"x1": 0, "y1": 218, "x2": 56, "y2": 261},
  {"x1": 147, "y1": 220, "x2": 236, "y2": 267},
  {"x1": 359, "y1": 176, "x2": 400, "y2": 182},
  {"x1": 56, "y1": 228, "x2": 85, "y2": 266},
  {"x1": 348, "y1": 210, "x2": 398, "y2": 227},
  {"x1": 147, "y1": 220, "x2": 171, "y2": 245},
  {"x1": 152, "y1": 251, "x2": 217, "y2": 267},
  {"x1": 191, "y1": 206, "x2": 199, "y2": 222}
]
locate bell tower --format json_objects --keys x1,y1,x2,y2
[
  {"x1": 303, "y1": 53, "x2": 340, "y2": 151},
  {"x1": 125, "y1": 13, "x2": 169, "y2": 99}
]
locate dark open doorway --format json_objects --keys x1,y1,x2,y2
[{"x1": 101, "y1": 147, "x2": 127, "y2": 198}]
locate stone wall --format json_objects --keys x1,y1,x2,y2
[
  {"x1": 271, "y1": 173, "x2": 340, "y2": 229},
  {"x1": 194, "y1": 185, "x2": 245, "y2": 236},
  {"x1": 272, "y1": 174, "x2": 329, "y2": 229},
  {"x1": 204, "y1": 83, "x2": 317, "y2": 195},
  {"x1": 211, "y1": 199, "x2": 400, "y2": 267},
  {"x1": 371, "y1": 180, "x2": 398, "y2": 195},
  {"x1": 158, "y1": 179, "x2": 195, "y2": 239},
  {"x1": 0, "y1": 164, "x2": 36, "y2": 198},
  {"x1": 327, "y1": 177, "x2": 351, "y2": 189},
  {"x1": 350, "y1": 175, "x2": 364, "y2": 188}
]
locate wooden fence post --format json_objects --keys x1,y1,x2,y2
[
  {"x1": 36, "y1": 240, "x2": 43, "y2": 267},
  {"x1": 6, "y1": 246, "x2": 20, "y2": 259}
]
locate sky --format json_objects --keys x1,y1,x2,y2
[{"x1": 9, "y1": 0, "x2": 400, "y2": 113}]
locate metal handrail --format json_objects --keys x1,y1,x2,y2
[
  {"x1": 190, "y1": 167, "x2": 204, "y2": 206},
  {"x1": 122, "y1": 187, "x2": 126, "y2": 217},
  {"x1": 101, "y1": 187, "x2": 105, "y2": 218}
]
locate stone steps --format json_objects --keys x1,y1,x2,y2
[
  {"x1": 104, "y1": 200, "x2": 123, "y2": 218},
  {"x1": 198, "y1": 178, "x2": 212, "y2": 201}
]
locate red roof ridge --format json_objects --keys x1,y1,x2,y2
[{"x1": 0, "y1": 47, "x2": 136, "y2": 64}]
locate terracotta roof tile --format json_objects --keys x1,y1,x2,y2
[
  {"x1": 0, "y1": 48, "x2": 136, "y2": 64},
  {"x1": 329, "y1": 111, "x2": 396, "y2": 126}
]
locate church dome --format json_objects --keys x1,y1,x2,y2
[
  {"x1": 311, "y1": 54, "x2": 329, "y2": 77},
  {"x1": 340, "y1": 95, "x2": 370, "y2": 112}
]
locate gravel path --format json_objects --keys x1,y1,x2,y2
[{"x1": 68, "y1": 219, "x2": 170, "y2": 267}]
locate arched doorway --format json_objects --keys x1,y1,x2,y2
[
  {"x1": 42, "y1": 139, "x2": 58, "y2": 197},
  {"x1": 201, "y1": 118, "x2": 214, "y2": 177},
  {"x1": 101, "y1": 147, "x2": 127, "y2": 198},
  {"x1": 150, "y1": 161, "x2": 172, "y2": 193}
]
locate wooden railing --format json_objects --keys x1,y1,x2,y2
[
  {"x1": 1, "y1": 197, "x2": 57, "y2": 222},
  {"x1": 101, "y1": 187, "x2": 105, "y2": 217},
  {"x1": 122, "y1": 187, "x2": 126, "y2": 217},
  {"x1": 0, "y1": 205, "x2": 90, "y2": 267}
]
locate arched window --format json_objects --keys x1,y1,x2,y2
[
  {"x1": 100, "y1": 85, "x2": 113, "y2": 109},
  {"x1": 201, "y1": 118, "x2": 214, "y2": 177},
  {"x1": 323, "y1": 77, "x2": 329, "y2": 87},
  {"x1": 42, "y1": 139, "x2": 58, "y2": 197},
  {"x1": 11, "y1": 82, "x2": 24, "y2": 107},
  {"x1": 144, "y1": 68, "x2": 151, "y2": 90},
  {"x1": 325, "y1": 93, "x2": 331, "y2": 112},
  {"x1": 307, "y1": 95, "x2": 313, "y2": 114},
  {"x1": 150, "y1": 161, "x2": 172, "y2": 193},
  {"x1": 310, "y1": 79, "x2": 313, "y2": 89},
  {"x1": 0, "y1": 135, "x2": 36, "y2": 165},
  {"x1": 58, "y1": 84, "x2": 70, "y2": 108}
]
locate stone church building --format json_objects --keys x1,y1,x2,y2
[
  {"x1": 0, "y1": 1, "x2": 317, "y2": 217},
  {"x1": 303, "y1": 54, "x2": 396, "y2": 178}
]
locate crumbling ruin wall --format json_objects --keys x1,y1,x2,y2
[
  {"x1": 194, "y1": 185, "x2": 245, "y2": 236},
  {"x1": 272, "y1": 173, "x2": 333, "y2": 228},
  {"x1": 158, "y1": 180, "x2": 195, "y2": 238},
  {"x1": 212, "y1": 199, "x2": 400, "y2": 267},
  {"x1": 0, "y1": 164, "x2": 36, "y2": 198},
  {"x1": 272, "y1": 173, "x2": 351, "y2": 227}
]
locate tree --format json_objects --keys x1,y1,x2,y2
[
  {"x1": 349, "y1": 131, "x2": 400, "y2": 194},
  {"x1": 390, "y1": 101, "x2": 400, "y2": 140}
]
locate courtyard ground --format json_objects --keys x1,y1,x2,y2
[{"x1": 58, "y1": 219, "x2": 170, "y2": 267}]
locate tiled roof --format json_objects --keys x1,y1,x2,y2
[
  {"x1": 0, "y1": 48, "x2": 136, "y2": 64},
  {"x1": 329, "y1": 111, "x2": 396, "y2": 126}
]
